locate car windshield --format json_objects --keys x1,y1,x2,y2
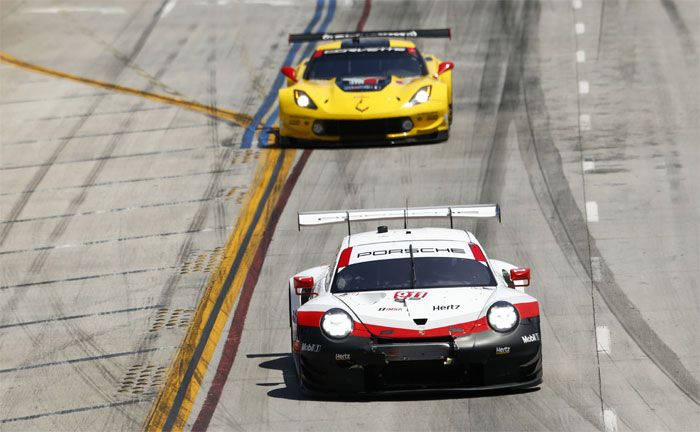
[
  {"x1": 304, "y1": 49, "x2": 427, "y2": 80},
  {"x1": 331, "y1": 257, "x2": 497, "y2": 293}
]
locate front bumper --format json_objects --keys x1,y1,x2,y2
[
  {"x1": 278, "y1": 103, "x2": 449, "y2": 145},
  {"x1": 295, "y1": 317, "x2": 542, "y2": 395}
]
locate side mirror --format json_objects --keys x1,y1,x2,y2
[
  {"x1": 509, "y1": 268, "x2": 531, "y2": 288},
  {"x1": 434, "y1": 61, "x2": 454, "y2": 78},
  {"x1": 294, "y1": 275, "x2": 315, "y2": 296},
  {"x1": 280, "y1": 66, "x2": 298, "y2": 83}
]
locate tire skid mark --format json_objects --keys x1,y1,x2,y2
[
  {"x1": 2, "y1": 123, "x2": 207, "y2": 148},
  {"x1": 0, "y1": 141, "x2": 215, "y2": 171},
  {"x1": 2, "y1": 28, "x2": 203, "y2": 415},
  {"x1": 0, "y1": 305, "x2": 163, "y2": 330},
  {"x1": 0, "y1": 266, "x2": 179, "y2": 291},
  {"x1": 0, "y1": 399, "x2": 147, "y2": 425},
  {"x1": 0, "y1": 224, "x2": 233, "y2": 256},
  {"x1": 659, "y1": 0, "x2": 697, "y2": 58},
  {"x1": 474, "y1": 1, "x2": 602, "y2": 428},
  {"x1": 0, "y1": 347, "x2": 171, "y2": 374},
  {"x1": 517, "y1": 1, "x2": 700, "y2": 407},
  {"x1": 0, "y1": 168, "x2": 240, "y2": 198}
]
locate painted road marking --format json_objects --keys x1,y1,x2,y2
[
  {"x1": 596, "y1": 326, "x2": 611, "y2": 354},
  {"x1": 604, "y1": 408, "x2": 618, "y2": 432},
  {"x1": 0, "y1": 52, "x2": 252, "y2": 128},
  {"x1": 144, "y1": 2, "x2": 334, "y2": 430},
  {"x1": 161, "y1": 0, "x2": 178, "y2": 17},
  {"x1": 576, "y1": 22, "x2": 586, "y2": 34},
  {"x1": 591, "y1": 256, "x2": 603, "y2": 282},
  {"x1": 583, "y1": 159, "x2": 595, "y2": 172},
  {"x1": 579, "y1": 80, "x2": 590, "y2": 94},
  {"x1": 144, "y1": 149, "x2": 296, "y2": 431},
  {"x1": 577, "y1": 50, "x2": 586, "y2": 63},
  {"x1": 573, "y1": 0, "x2": 582, "y2": 9},
  {"x1": 580, "y1": 114, "x2": 591, "y2": 131},
  {"x1": 586, "y1": 201, "x2": 599, "y2": 222}
]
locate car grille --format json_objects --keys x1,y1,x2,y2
[{"x1": 320, "y1": 118, "x2": 408, "y2": 136}]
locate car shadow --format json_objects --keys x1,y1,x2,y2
[{"x1": 250, "y1": 352, "x2": 540, "y2": 402}]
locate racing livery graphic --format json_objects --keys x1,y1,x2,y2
[
  {"x1": 288, "y1": 205, "x2": 542, "y2": 395},
  {"x1": 277, "y1": 29, "x2": 454, "y2": 145}
]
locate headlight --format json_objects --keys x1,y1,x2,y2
[
  {"x1": 404, "y1": 86, "x2": 431, "y2": 107},
  {"x1": 487, "y1": 301, "x2": 519, "y2": 333},
  {"x1": 294, "y1": 90, "x2": 317, "y2": 109},
  {"x1": 320, "y1": 308, "x2": 354, "y2": 339}
]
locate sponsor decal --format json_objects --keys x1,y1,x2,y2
[
  {"x1": 335, "y1": 353, "x2": 351, "y2": 361},
  {"x1": 521, "y1": 333, "x2": 540, "y2": 344},
  {"x1": 301, "y1": 343, "x2": 322, "y2": 352},
  {"x1": 433, "y1": 305, "x2": 460, "y2": 311},
  {"x1": 496, "y1": 346, "x2": 511, "y2": 355},
  {"x1": 394, "y1": 291, "x2": 428, "y2": 301},
  {"x1": 378, "y1": 307, "x2": 403, "y2": 312},
  {"x1": 357, "y1": 248, "x2": 466, "y2": 258},
  {"x1": 324, "y1": 47, "x2": 408, "y2": 54},
  {"x1": 321, "y1": 31, "x2": 418, "y2": 41}
]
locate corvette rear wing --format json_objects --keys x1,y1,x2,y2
[
  {"x1": 298, "y1": 204, "x2": 500, "y2": 234},
  {"x1": 289, "y1": 29, "x2": 451, "y2": 43}
]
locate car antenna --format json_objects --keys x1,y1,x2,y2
[
  {"x1": 404, "y1": 198, "x2": 408, "y2": 229},
  {"x1": 409, "y1": 243, "x2": 416, "y2": 290}
]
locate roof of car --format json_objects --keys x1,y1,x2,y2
[
  {"x1": 316, "y1": 39, "x2": 416, "y2": 51},
  {"x1": 344, "y1": 227, "x2": 472, "y2": 248}
]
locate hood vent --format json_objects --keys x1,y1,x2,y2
[{"x1": 413, "y1": 318, "x2": 428, "y2": 326}]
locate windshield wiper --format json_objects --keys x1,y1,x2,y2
[{"x1": 409, "y1": 244, "x2": 416, "y2": 290}]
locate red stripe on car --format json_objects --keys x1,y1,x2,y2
[
  {"x1": 297, "y1": 301, "x2": 540, "y2": 339},
  {"x1": 296, "y1": 310, "x2": 324, "y2": 327},
  {"x1": 337, "y1": 247, "x2": 353, "y2": 269},
  {"x1": 469, "y1": 243, "x2": 487, "y2": 263}
]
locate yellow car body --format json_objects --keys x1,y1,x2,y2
[{"x1": 278, "y1": 39, "x2": 452, "y2": 145}]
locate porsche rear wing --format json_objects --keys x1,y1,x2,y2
[
  {"x1": 298, "y1": 204, "x2": 500, "y2": 234},
  {"x1": 289, "y1": 29, "x2": 451, "y2": 43}
]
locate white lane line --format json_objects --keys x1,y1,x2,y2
[
  {"x1": 573, "y1": 0, "x2": 583, "y2": 9},
  {"x1": 579, "y1": 80, "x2": 590, "y2": 94},
  {"x1": 591, "y1": 256, "x2": 603, "y2": 282},
  {"x1": 583, "y1": 159, "x2": 595, "y2": 172},
  {"x1": 586, "y1": 201, "x2": 599, "y2": 222},
  {"x1": 23, "y1": 7, "x2": 125, "y2": 14},
  {"x1": 576, "y1": 22, "x2": 586, "y2": 34},
  {"x1": 576, "y1": 50, "x2": 586, "y2": 63},
  {"x1": 161, "y1": 0, "x2": 178, "y2": 17},
  {"x1": 580, "y1": 114, "x2": 591, "y2": 131},
  {"x1": 596, "y1": 326, "x2": 611, "y2": 354},
  {"x1": 603, "y1": 408, "x2": 618, "y2": 432}
]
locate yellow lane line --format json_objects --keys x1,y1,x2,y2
[
  {"x1": 0, "y1": 52, "x2": 253, "y2": 127},
  {"x1": 144, "y1": 147, "x2": 296, "y2": 431}
]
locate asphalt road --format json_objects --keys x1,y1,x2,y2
[{"x1": 1, "y1": 0, "x2": 698, "y2": 431}]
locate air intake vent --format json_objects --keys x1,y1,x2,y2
[{"x1": 413, "y1": 318, "x2": 428, "y2": 325}]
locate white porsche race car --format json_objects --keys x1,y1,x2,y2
[{"x1": 289, "y1": 205, "x2": 542, "y2": 395}]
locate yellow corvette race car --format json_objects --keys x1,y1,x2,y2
[{"x1": 278, "y1": 29, "x2": 453, "y2": 145}]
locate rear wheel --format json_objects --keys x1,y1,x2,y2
[{"x1": 448, "y1": 103, "x2": 453, "y2": 126}]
